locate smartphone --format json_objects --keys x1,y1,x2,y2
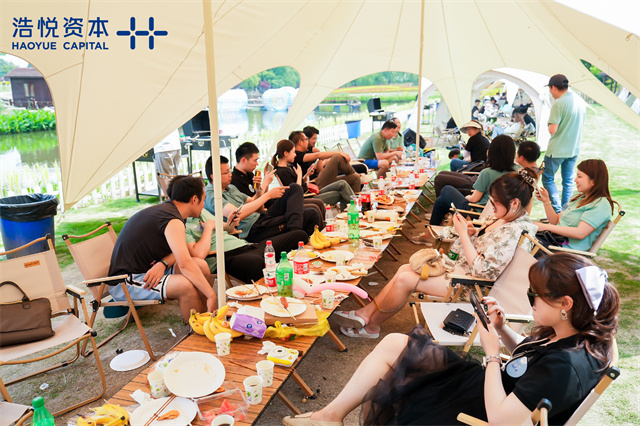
[
  {"x1": 470, "y1": 292, "x2": 491, "y2": 331},
  {"x1": 450, "y1": 202, "x2": 459, "y2": 215},
  {"x1": 265, "y1": 162, "x2": 274, "y2": 174},
  {"x1": 226, "y1": 202, "x2": 244, "y2": 225}
]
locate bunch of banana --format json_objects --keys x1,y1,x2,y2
[
  {"x1": 203, "y1": 304, "x2": 244, "y2": 342},
  {"x1": 310, "y1": 226, "x2": 342, "y2": 249},
  {"x1": 77, "y1": 403, "x2": 129, "y2": 426},
  {"x1": 189, "y1": 309, "x2": 212, "y2": 335}
]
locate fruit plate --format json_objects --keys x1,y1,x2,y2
[
  {"x1": 260, "y1": 297, "x2": 308, "y2": 317},
  {"x1": 163, "y1": 352, "x2": 225, "y2": 398},
  {"x1": 287, "y1": 249, "x2": 321, "y2": 260},
  {"x1": 225, "y1": 284, "x2": 269, "y2": 301},
  {"x1": 319, "y1": 250, "x2": 356, "y2": 263},
  {"x1": 130, "y1": 397, "x2": 198, "y2": 426}
]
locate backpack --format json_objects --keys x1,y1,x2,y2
[{"x1": 403, "y1": 129, "x2": 426, "y2": 149}]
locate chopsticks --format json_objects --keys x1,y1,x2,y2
[
  {"x1": 268, "y1": 292, "x2": 297, "y2": 320},
  {"x1": 144, "y1": 395, "x2": 176, "y2": 426}
]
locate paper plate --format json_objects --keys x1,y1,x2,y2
[
  {"x1": 375, "y1": 195, "x2": 395, "y2": 205},
  {"x1": 226, "y1": 284, "x2": 269, "y2": 301},
  {"x1": 163, "y1": 352, "x2": 225, "y2": 398},
  {"x1": 360, "y1": 230, "x2": 393, "y2": 240},
  {"x1": 319, "y1": 250, "x2": 355, "y2": 263},
  {"x1": 130, "y1": 397, "x2": 197, "y2": 426},
  {"x1": 323, "y1": 231, "x2": 348, "y2": 239},
  {"x1": 370, "y1": 221, "x2": 398, "y2": 231},
  {"x1": 325, "y1": 266, "x2": 357, "y2": 280},
  {"x1": 287, "y1": 249, "x2": 320, "y2": 260},
  {"x1": 260, "y1": 297, "x2": 307, "y2": 317},
  {"x1": 109, "y1": 349, "x2": 151, "y2": 372}
]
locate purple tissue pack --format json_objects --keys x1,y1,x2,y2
[{"x1": 230, "y1": 313, "x2": 267, "y2": 338}]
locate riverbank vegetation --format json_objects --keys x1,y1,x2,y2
[{"x1": 0, "y1": 108, "x2": 56, "y2": 134}]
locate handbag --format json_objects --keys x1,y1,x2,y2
[
  {"x1": 409, "y1": 248, "x2": 448, "y2": 278},
  {"x1": 306, "y1": 183, "x2": 320, "y2": 195},
  {"x1": 442, "y1": 308, "x2": 475, "y2": 336},
  {"x1": 0, "y1": 281, "x2": 54, "y2": 347},
  {"x1": 535, "y1": 230, "x2": 569, "y2": 248}
]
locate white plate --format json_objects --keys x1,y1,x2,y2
[
  {"x1": 370, "y1": 221, "x2": 398, "y2": 231},
  {"x1": 163, "y1": 352, "x2": 225, "y2": 398},
  {"x1": 319, "y1": 250, "x2": 356, "y2": 263},
  {"x1": 109, "y1": 349, "x2": 150, "y2": 372},
  {"x1": 375, "y1": 195, "x2": 395, "y2": 205},
  {"x1": 130, "y1": 397, "x2": 197, "y2": 426},
  {"x1": 323, "y1": 231, "x2": 348, "y2": 239},
  {"x1": 260, "y1": 297, "x2": 308, "y2": 317},
  {"x1": 360, "y1": 230, "x2": 394, "y2": 239},
  {"x1": 287, "y1": 249, "x2": 321, "y2": 260},
  {"x1": 325, "y1": 266, "x2": 357, "y2": 280},
  {"x1": 226, "y1": 284, "x2": 269, "y2": 301},
  {"x1": 336, "y1": 212, "x2": 363, "y2": 220}
]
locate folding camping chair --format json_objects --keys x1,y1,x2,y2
[
  {"x1": 63, "y1": 222, "x2": 159, "y2": 360},
  {"x1": 0, "y1": 236, "x2": 107, "y2": 416},
  {"x1": 412, "y1": 233, "x2": 551, "y2": 356}
]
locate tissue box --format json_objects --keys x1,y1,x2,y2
[{"x1": 230, "y1": 313, "x2": 266, "y2": 338}]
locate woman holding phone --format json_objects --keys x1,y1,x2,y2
[
  {"x1": 334, "y1": 168, "x2": 539, "y2": 339},
  {"x1": 283, "y1": 253, "x2": 619, "y2": 425}
]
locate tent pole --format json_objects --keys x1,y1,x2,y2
[
  {"x1": 203, "y1": 0, "x2": 226, "y2": 307},
  {"x1": 415, "y1": 0, "x2": 426, "y2": 165}
]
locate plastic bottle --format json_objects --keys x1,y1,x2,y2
[
  {"x1": 448, "y1": 241, "x2": 460, "y2": 261},
  {"x1": 264, "y1": 240, "x2": 277, "y2": 286},
  {"x1": 378, "y1": 177, "x2": 385, "y2": 193},
  {"x1": 325, "y1": 206, "x2": 335, "y2": 232},
  {"x1": 31, "y1": 397, "x2": 55, "y2": 426},
  {"x1": 347, "y1": 200, "x2": 360, "y2": 247},
  {"x1": 293, "y1": 241, "x2": 310, "y2": 278},
  {"x1": 276, "y1": 251, "x2": 293, "y2": 297},
  {"x1": 390, "y1": 161, "x2": 397, "y2": 177}
]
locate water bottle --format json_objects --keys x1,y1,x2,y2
[
  {"x1": 378, "y1": 177, "x2": 385, "y2": 194},
  {"x1": 348, "y1": 200, "x2": 360, "y2": 247},
  {"x1": 325, "y1": 206, "x2": 335, "y2": 232},
  {"x1": 430, "y1": 153, "x2": 436, "y2": 169},
  {"x1": 31, "y1": 397, "x2": 55, "y2": 426},
  {"x1": 264, "y1": 240, "x2": 277, "y2": 287},
  {"x1": 293, "y1": 242, "x2": 310, "y2": 279},
  {"x1": 276, "y1": 252, "x2": 293, "y2": 297},
  {"x1": 390, "y1": 161, "x2": 397, "y2": 177},
  {"x1": 448, "y1": 241, "x2": 460, "y2": 261}
]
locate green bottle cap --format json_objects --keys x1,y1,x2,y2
[
  {"x1": 350, "y1": 200, "x2": 355, "y2": 205},
  {"x1": 281, "y1": 252, "x2": 286, "y2": 257},
  {"x1": 32, "y1": 396, "x2": 44, "y2": 407}
]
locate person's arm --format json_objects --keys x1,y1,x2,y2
[
  {"x1": 375, "y1": 150, "x2": 401, "y2": 161},
  {"x1": 465, "y1": 190, "x2": 483, "y2": 203},
  {"x1": 303, "y1": 150, "x2": 349, "y2": 162},
  {"x1": 482, "y1": 296, "x2": 525, "y2": 352},
  {"x1": 452, "y1": 213, "x2": 478, "y2": 265},
  {"x1": 294, "y1": 164, "x2": 303, "y2": 186},
  {"x1": 186, "y1": 219, "x2": 215, "y2": 259},
  {"x1": 535, "y1": 221, "x2": 595, "y2": 240},
  {"x1": 534, "y1": 187, "x2": 559, "y2": 224},
  {"x1": 548, "y1": 123, "x2": 558, "y2": 135},
  {"x1": 165, "y1": 219, "x2": 217, "y2": 312}
]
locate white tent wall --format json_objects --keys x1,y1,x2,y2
[{"x1": 0, "y1": 0, "x2": 638, "y2": 208}]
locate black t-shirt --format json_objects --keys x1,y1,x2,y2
[
  {"x1": 501, "y1": 335, "x2": 602, "y2": 424},
  {"x1": 523, "y1": 114, "x2": 536, "y2": 128},
  {"x1": 109, "y1": 202, "x2": 185, "y2": 275},
  {"x1": 294, "y1": 150, "x2": 312, "y2": 177},
  {"x1": 275, "y1": 165, "x2": 307, "y2": 192},
  {"x1": 464, "y1": 133, "x2": 490, "y2": 163},
  {"x1": 231, "y1": 167, "x2": 256, "y2": 197}
]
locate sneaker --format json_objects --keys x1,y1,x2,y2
[{"x1": 360, "y1": 173, "x2": 376, "y2": 184}]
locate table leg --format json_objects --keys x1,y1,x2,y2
[
  {"x1": 291, "y1": 370, "x2": 315, "y2": 397},
  {"x1": 388, "y1": 242, "x2": 402, "y2": 255},
  {"x1": 383, "y1": 247, "x2": 398, "y2": 261},
  {"x1": 410, "y1": 211, "x2": 422, "y2": 223},
  {"x1": 373, "y1": 264, "x2": 389, "y2": 280},
  {"x1": 326, "y1": 329, "x2": 347, "y2": 352},
  {"x1": 277, "y1": 393, "x2": 302, "y2": 415}
]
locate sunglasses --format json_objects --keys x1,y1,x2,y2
[{"x1": 527, "y1": 288, "x2": 563, "y2": 307}]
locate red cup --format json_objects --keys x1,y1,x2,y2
[{"x1": 409, "y1": 183, "x2": 416, "y2": 189}]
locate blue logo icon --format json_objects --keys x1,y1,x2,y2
[{"x1": 116, "y1": 17, "x2": 167, "y2": 50}]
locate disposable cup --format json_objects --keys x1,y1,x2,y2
[
  {"x1": 256, "y1": 360, "x2": 275, "y2": 387},
  {"x1": 335, "y1": 254, "x2": 347, "y2": 267},
  {"x1": 372, "y1": 236, "x2": 383, "y2": 250},
  {"x1": 324, "y1": 269, "x2": 337, "y2": 284},
  {"x1": 147, "y1": 370, "x2": 170, "y2": 398},
  {"x1": 243, "y1": 375, "x2": 264, "y2": 405},
  {"x1": 263, "y1": 268, "x2": 276, "y2": 287},
  {"x1": 214, "y1": 332, "x2": 231, "y2": 356},
  {"x1": 321, "y1": 289, "x2": 335, "y2": 309},
  {"x1": 210, "y1": 414, "x2": 235, "y2": 426},
  {"x1": 366, "y1": 210, "x2": 376, "y2": 223}
]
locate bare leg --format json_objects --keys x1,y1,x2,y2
[
  {"x1": 377, "y1": 159, "x2": 390, "y2": 178},
  {"x1": 310, "y1": 334, "x2": 409, "y2": 422},
  {"x1": 165, "y1": 275, "x2": 206, "y2": 321}
]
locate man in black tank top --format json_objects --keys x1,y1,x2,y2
[{"x1": 109, "y1": 175, "x2": 216, "y2": 320}]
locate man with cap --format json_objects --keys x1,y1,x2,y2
[
  {"x1": 449, "y1": 120, "x2": 490, "y2": 172},
  {"x1": 543, "y1": 74, "x2": 586, "y2": 213}
]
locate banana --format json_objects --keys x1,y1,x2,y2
[
  {"x1": 203, "y1": 317, "x2": 218, "y2": 342},
  {"x1": 315, "y1": 227, "x2": 332, "y2": 248},
  {"x1": 327, "y1": 237, "x2": 342, "y2": 245},
  {"x1": 202, "y1": 306, "x2": 243, "y2": 341},
  {"x1": 195, "y1": 312, "x2": 212, "y2": 325},
  {"x1": 213, "y1": 316, "x2": 243, "y2": 338},
  {"x1": 189, "y1": 309, "x2": 206, "y2": 335},
  {"x1": 310, "y1": 232, "x2": 326, "y2": 250},
  {"x1": 77, "y1": 417, "x2": 94, "y2": 426}
]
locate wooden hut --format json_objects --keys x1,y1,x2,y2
[{"x1": 4, "y1": 67, "x2": 53, "y2": 109}]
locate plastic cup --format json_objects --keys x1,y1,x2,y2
[
  {"x1": 256, "y1": 360, "x2": 275, "y2": 387},
  {"x1": 243, "y1": 375, "x2": 264, "y2": 405},
  {"x1": 324, "y1": 269, "x2": 337, "y2": 284},
  {"x1": 335, "y1": 254, "x2": 347, "y2": 266},
  {"x1": 210, "y1": 414, "x2": 235, "y2": 426},
  {"x1": 214, "y1": 332, "x2": 231, "y2": 356},
  {"x1": 147, "y1": 370, "x2": 170, "y2": 398},
  {"x1": 366, "y1": 210, "x2": 376, "y2": 223},
  {"x1": 372, "y1": 236, "x2": 383, "y2": 250},
  {"x1": 321, "y1": 289, "x2": 335, "y2": 309}
]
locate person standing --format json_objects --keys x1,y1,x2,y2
[
  {"x1": 542, "y1": 74, "x2": 587, "y2": 213},
  {"x1": 153, "y1": 130, "x2": 182, "y2": 198}
]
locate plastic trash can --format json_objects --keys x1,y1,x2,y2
[
  {"x1": 345, "y1": 120, "x2": 362, "y2": 139},
  {"x1": 0, "y1": 194, "x2": 59, "y2": 258}
]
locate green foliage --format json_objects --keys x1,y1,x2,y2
[
  {"x1": 0, "y1": 55, "x2": 17, "y2": 78},
  {"x1": 240, "y1": 66, "x2": 301, "y2": 91},
  {"x1": 341, "y1": 72, "x2": 419, "y2": 87},
  {"x1": 0, "y1": 109, "x2": 56, "y2": 134}
]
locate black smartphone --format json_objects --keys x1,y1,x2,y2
[
  {"x1": 226, "y1": 202, "x2": 244, "y2": 225},
  {"x1": 470, "y1": 292, "x2": 490, "y2": 331}
]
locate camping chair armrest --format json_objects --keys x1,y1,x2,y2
[
  {"x1": 468, "y1": 203, "x2": 484, "y2": 210},
  {"x1": 449, "y1": 274, "x2": 495, "y2": 288},
  {"x1": 303, "y1": 192, "x2": 316, "y2": 198},
  {"x1": 456, "y1": 209, "x2": 481, "y2": 217},
  {"x1": 82, "y1": 274, "x2": 129, "y2": 287},
  {"x1": 548, "y1": 246, "x2": 596, "y2": 258},
  {"x1": 456, "y1": 413, "x2": 487, "y2": 426},
  {"x1": 65, "y1": 285, "x2": 87, "y2": 299},
  {"x1": 504, "y1": 313, "x2": 534, "y2": 323}
]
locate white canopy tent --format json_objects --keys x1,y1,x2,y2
[{"x1": 1, "y1": 0, "x2": 638, "y2": 209}]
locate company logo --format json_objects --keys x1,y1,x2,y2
[{"x1": 11, "y1": 16, "x2": 168, "y2": 51}]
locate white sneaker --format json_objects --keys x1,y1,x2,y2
[{"x1": 360, "y1": 173, "x2": 376, "y2": 184}]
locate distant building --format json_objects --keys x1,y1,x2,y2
[{"x1": 4, "y1": 67, "x2": 53, "y2": 109}]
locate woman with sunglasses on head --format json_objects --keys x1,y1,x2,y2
[
  {"x1": 283, "y1": 253, "x2": 619, "y2": 426},
  {"x1": 334, "y1": 168, "x2": 539, "y2": 339},
  {"x1": 534, "y1": 159, "x2": 619, "y2": 251}
]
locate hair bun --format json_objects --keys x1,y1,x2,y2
[{"x1": 517, "y1": 168, "x2": 537, "y2": 190}]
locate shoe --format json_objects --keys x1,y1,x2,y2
[
  {"x1": 332, "y1": 310, "x2": 366, "y2": 328},
  {"x1": 411, "y1": 226, "x2": 438, "y2": 245},
  {"x1": 340, "y1": 326, "x2": 380, "y2": 339},
  {"x1": 283, "y1": 412, "x2": 343, "y2": 426},
  {"x1": 360, "y1": 173, "x2": 376, "y2": 184},
  {"x1": 424, "y1": 213, "x2": 431, "y2": 221}
]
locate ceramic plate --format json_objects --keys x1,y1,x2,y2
[
  {"x1": 287, "y1": 249, "x2": 321, "y2": 260},
  {"x1": 163, "y1": 352, "x2": 225, "y2": 398},
  {"x1": 260, "y1": 297, "x2": 308, "y2": 317},
  {"x1": 319, "y1": 250, "x2": 355, "y2": 263},
  {"x1": 226, "y1": 284, "x2": 269, "y2": 301},
  {"x1": 109, "y1": 349, "x2": 150, "y2": 372},
  {"x1": 130, "y1": 397, "x2": 197, "y2": 426}
]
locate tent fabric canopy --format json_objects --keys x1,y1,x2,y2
[{"x1": 1, "y1": 0, "x2": 638, "y2": 208}]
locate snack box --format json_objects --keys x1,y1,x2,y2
[{"x1": 195, "y1": 381, "x2": 249, "y2": 424}]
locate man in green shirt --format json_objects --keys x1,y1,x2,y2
[
  {"x1": 387, "y1": 118, "x2": 405, "y2": 151},
  {"x1": 542, "y1": 74, "x2": 586, "y2": 213},
  {"x1": 358, "y1": 120, "x2": 402, "y2": 177}
]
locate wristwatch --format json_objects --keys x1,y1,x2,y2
[
  {"x1": 483, "y1": 355, "x2": 502, "y2": 367},
  {"x1": 159, "y1": 259, "x2": 169, "y2": 270}
]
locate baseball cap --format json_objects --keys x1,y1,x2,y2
[{"x1": 545, "y1": 74, "x2": 569, "y2": 88}]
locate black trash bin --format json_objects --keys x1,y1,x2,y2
[{"x1": 0, "y1": 194, "x2": 59, "y2": 258}]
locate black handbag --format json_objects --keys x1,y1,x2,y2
[
  {"x1": 0, "y1": 281, "x2": 54, "y2": 347},
  {"x1": 535, "y1": 230, "x2": 569, "y2": 248},
  {"x1": 442, "y1": 308, "x2": 475, "y2": 336}
]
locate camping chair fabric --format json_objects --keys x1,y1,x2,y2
[
  {"x1": 0, "y1": 236, "x2": 106, "y2": 416},
  {"x1": 548, "y1": 210, "x2": 625, "y2": 258}
]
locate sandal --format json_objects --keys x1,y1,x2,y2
[
  {"x1": 283, "y1": 412, "x2": 343, "y2": 426},
  {"x1": 332, "y1": 310, "x2": 366, "y2": 328},
  {"x1": 410, "y1": 225, "x2": 439, "y2": 245},
  {"x1": 340, "y1": 326, "x2": 380, "y2": 339}
]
